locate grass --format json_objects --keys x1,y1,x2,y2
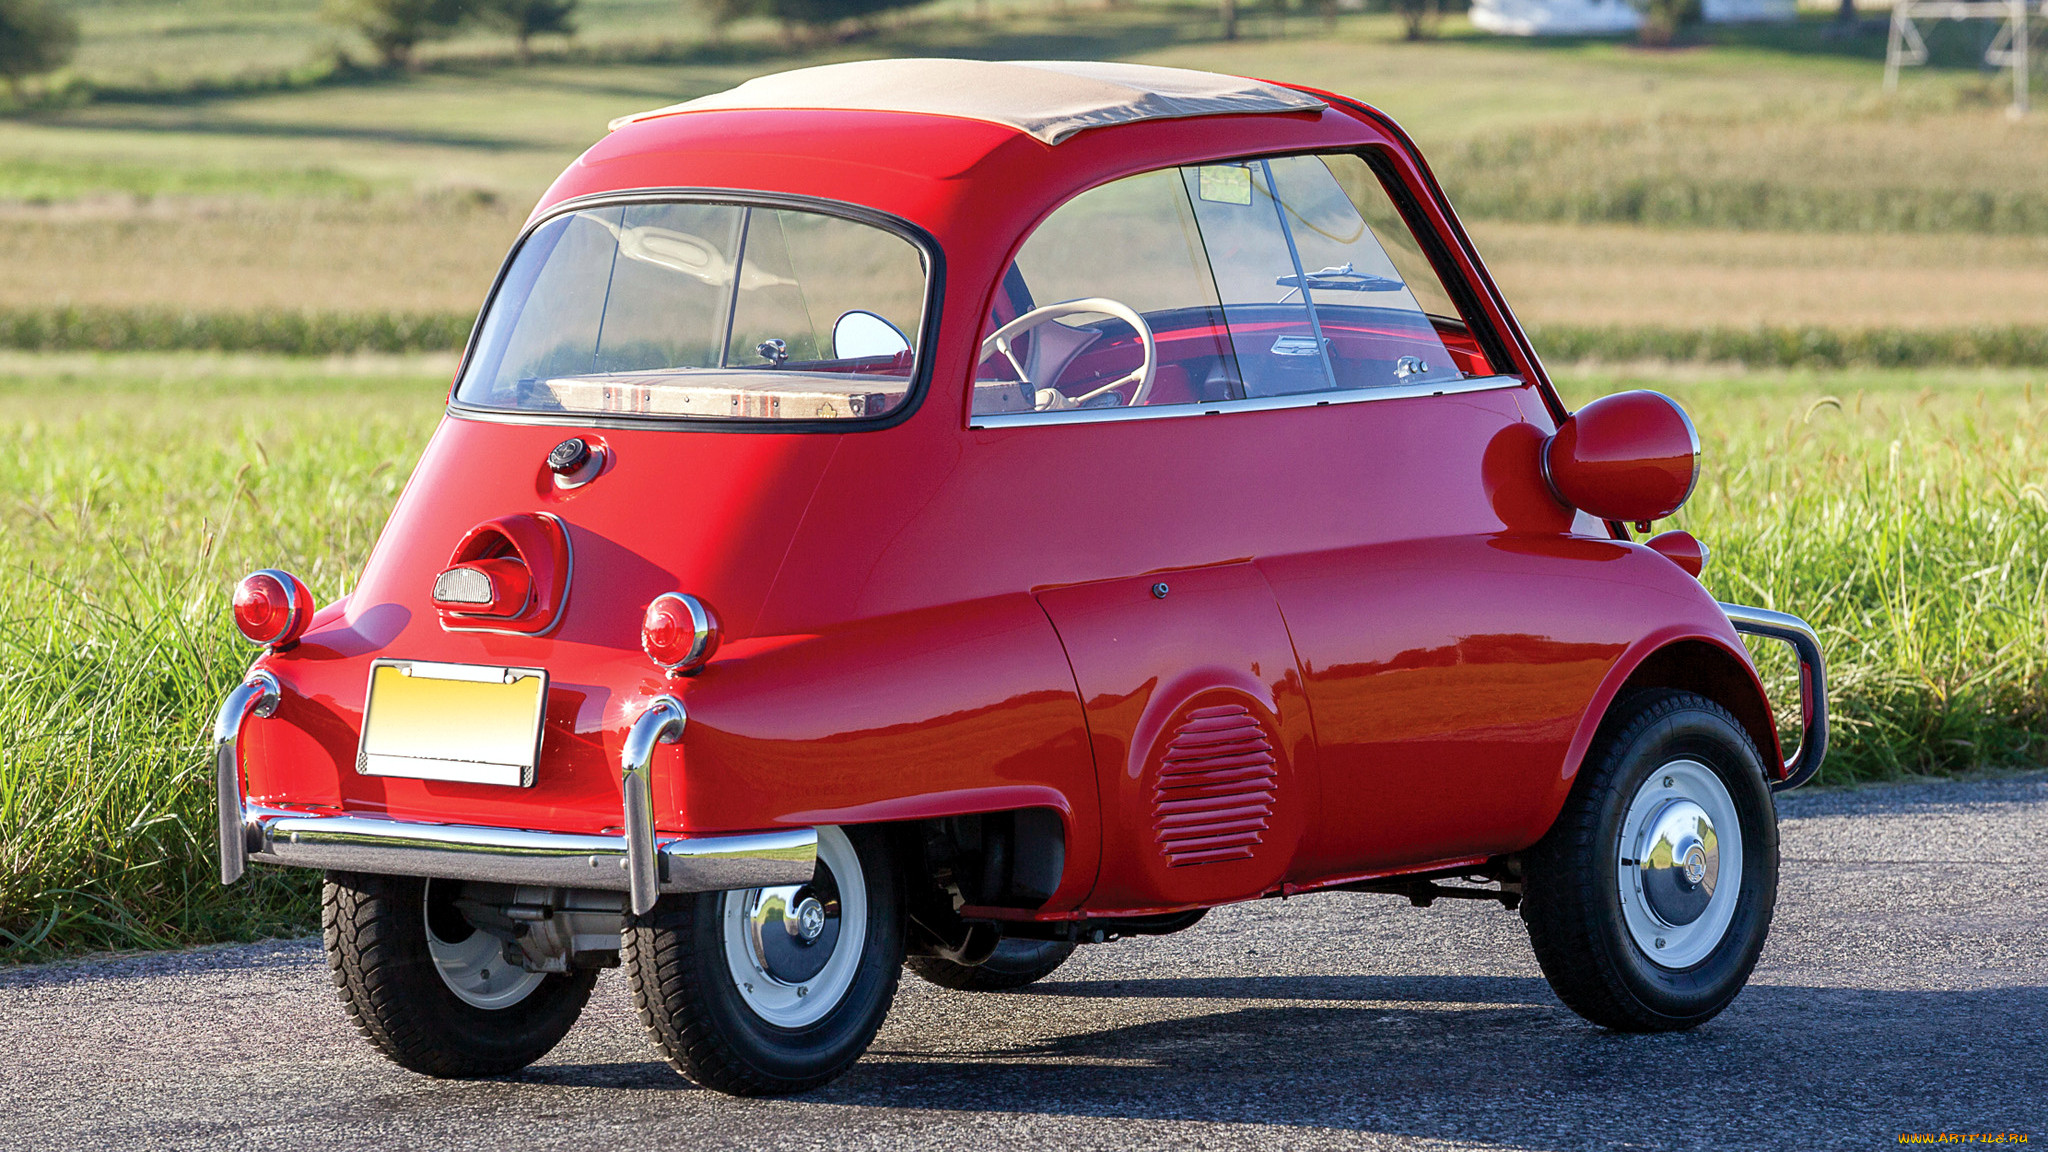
[
  {"x1": 1556, "y1": 366, "x2": 2048, "y2": 779},
  {"x1": 1, "y1": 357, "x2": 2042, "y2": 961},
  {"x1": 0, "y1": 354, "x2": 448, "y2": 961}
]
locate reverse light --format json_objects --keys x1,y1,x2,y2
[
  {"x1": 431, "y1": 557, "x2": 533, "y2": 618},
  {"x1": 233, "y1": 569, "x2": 312, "y2": 649},
  {"x1": 642, "y1": 593, "x2": 720, "y2": 675}
]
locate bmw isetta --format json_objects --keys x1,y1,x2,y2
[{"x1": 215, "y1": 58, "x2": 1827, "y2": 1096}]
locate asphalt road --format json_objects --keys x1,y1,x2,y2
[{"x1": 4, "y1": 773, "x2": 2044, "y2": 1151}]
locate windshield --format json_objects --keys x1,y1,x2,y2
[{"x1": 455, "y1": 201, "x2": 930, "y2": 423}]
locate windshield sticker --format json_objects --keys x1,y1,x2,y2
[{"x1": 1197, "y1": 165, "x2": 1253, "y2": 206}]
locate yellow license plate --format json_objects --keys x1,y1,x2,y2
[{"x1": 357, "y1": 660, "x2": 548, "y2": 787}]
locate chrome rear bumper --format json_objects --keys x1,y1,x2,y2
[
  {"x1": 1718, "y1": 602, "x2": 1829, "y2": 792},
  {"x1": 215, "y1": 675, "x2": 816, "y2": 899}
]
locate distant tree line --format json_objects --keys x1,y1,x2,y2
[
  {"x1": 326, "y1": 0, "x2": 930, "y2": 68},
  {"x1": 324, "y1": 0, "x2": 580, "y2": 69},
  {"x1": 0, "y1": 0, "x2": 77, "y2": 101}
]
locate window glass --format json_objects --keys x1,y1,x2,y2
[
  {"x1": 1184, "y1": 160, "x2": 1334, "y2": 399},
  {"x1": 1319, "y1": 154, "x2": 1461, "y2": 323},
  {"x1": 972, "y1": 151, "x2": 1497, "y2": 420},
  {"x1": 974, "y1": 168, "x2": 1240, "y2": 416},
  {"x1": 1263, "y1": 154, "x2": 1466, "y2": 391},
  {"x1": 457, "y1": 202, "x2": 928, "y2": 423}
]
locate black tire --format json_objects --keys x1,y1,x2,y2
[
  {"x1": 623, "y1": 825, "x2": 904, "y2": 1096},
  {"x1": 907, "y1": 939, "x2": 1077, "y2": 992},
  {"x1": 1520, "y1": 689, "x2": 1779, "y2": 1032},
  {"x1": 322, "y1": 871, "x2": 597, "y2": 1077}
]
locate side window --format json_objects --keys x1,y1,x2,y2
[
  {"x1": 973, "y1": 168, "x2": 1240, "y2": 415},
  {"x1": 973, "y1": 151, "x2": 1499, "y2": 419}
]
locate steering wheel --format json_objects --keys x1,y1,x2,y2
[{"x1": 979, "y1": 297, "x2": 1157, "y2": 411}]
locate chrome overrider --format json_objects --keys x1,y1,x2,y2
[
  {"x1": 214, "y1": 677, "x2": 818, "y2": 898},
  {"x1": 1717, "y1": 602, "x2": 1829, "y2": 792}
]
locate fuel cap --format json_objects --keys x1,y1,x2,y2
[{"x1": 546, "y1": 438, "x2": 591, "y2": 475}]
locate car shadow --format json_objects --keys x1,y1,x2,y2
[
  {"x1": 817, "y1": 978, "x2": 2048, "y2": 1145},
  {"x1": 517, "y1": 972, "x2": 2048, "y2": 1147}
]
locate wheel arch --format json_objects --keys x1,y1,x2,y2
[{"x1": 1563, "y1": 629, "x2": 1785, "y2": 796}]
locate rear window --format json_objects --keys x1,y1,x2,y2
[{"x1": 455, "y1": 201, "x2": 930, "y2": 423}]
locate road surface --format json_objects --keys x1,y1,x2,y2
[{"x1": 3, "y1": 772, "x2": 2043, "y2": 1150}]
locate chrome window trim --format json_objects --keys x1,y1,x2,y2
[{"x1": 968, "y1": 372, "x2": 1524, "y2": 430}]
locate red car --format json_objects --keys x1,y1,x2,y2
[{"x1": 215, "y1": 58, "x2": 1827, "y2": 1096}]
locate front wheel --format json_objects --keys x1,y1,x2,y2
[
  {"x1": 623, "y1": 825, "x2": 904, "y2": 1096},
  {"x1": 322, "y1": 871, "x2": 596, "y2": 1077},
  {"x1": 1520, "y1": 689, "x2": 1779, "y2": 1031}
]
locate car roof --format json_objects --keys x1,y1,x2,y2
[{"x1": 609, "y1": 58, "x2": 1328, "y2": 145}]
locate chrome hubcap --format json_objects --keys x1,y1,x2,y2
[
  {"x1": 1617, "y1": 760, "x2": 1742, "y2": 969},
  {"x1": 722, "y1": 826, "x2": 864, "y2": 1028},
  {"x1": 423, "y1": 879, "x2": 545, "y2": 1010}
]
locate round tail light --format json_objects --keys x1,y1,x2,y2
[
  {"x1": 233, "y1": 569, "x2": 312, "y2": 649},
  {"x1": 643, "y1": 593, "x2": 720, "y2": 675}
]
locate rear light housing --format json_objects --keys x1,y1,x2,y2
[
  {"x1": 233, "y1": 569, "x2": 313, "y2": 649},
  {"x1": 434, "y1": 513, "x2": 571, "y2": 635},
  {"x1": 643, "y1": 593, "x2": 720, "y2": 675}
]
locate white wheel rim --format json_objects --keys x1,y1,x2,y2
[
  {"x1": 721, "y1": 825, "x2": 866, "y2": 1029},
  {"x1": 423, "y1": 881, "x2": 546, "y2": 1010},
  {"x1": 1617, "y1": 759, "x2": 1743, "y2": 969}
]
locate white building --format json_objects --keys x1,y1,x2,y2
[{"x1": 1469, "y1": 0, "x2": 1795, "y2": 35}]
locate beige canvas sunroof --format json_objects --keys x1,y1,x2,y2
[{"x1": 610, "y1": 58, "x2": 1329, "y2": 145}]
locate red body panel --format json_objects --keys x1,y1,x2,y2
[{"x1": 241, "y1": 84, "x2": 1780, "y2": 918}]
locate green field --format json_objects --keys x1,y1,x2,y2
[
  {"x1": 1, "y1": 360, "x2": 2042, "y2": 961},
  {"x1": 2, "y1": 2, "x2": 2045, "y2": 960},
  {"x1": 5, "y1": 5, "x2": 2048, "y2": 329}
]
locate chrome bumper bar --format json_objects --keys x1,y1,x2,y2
[
  {"x1": 215, "y1": 678, "x2": 816, "y2": 898},
  {"x1": 1719, "y1": 602, "x2": 1829, "y2": 792}
]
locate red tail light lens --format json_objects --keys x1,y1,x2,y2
[
  {"x1": 643, "y1": 593, "x2": 720, "y2": 675},
  {"x1": 233, "y1": 568, "x2": 312, "y2": 648}
]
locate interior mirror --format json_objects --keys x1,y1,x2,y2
[{"x1": 832, "y1": 311, "x2": 911, "y2": 360}]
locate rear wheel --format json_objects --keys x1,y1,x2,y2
[
  {"x1": 907, "y1": 939, "x2": 1077, "y2": 992},
  {"x1": 1520, "y1": 689, "x2": 1779, "y2": 1031},
  {"x1": 623, "y1": 825, "x2": 904, "y2": 1096},
  {"x1": 322, "y1": 871, "x2": 596, "y2": 1077}
]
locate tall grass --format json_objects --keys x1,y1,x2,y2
[
  {"x1": 0, "y1": 360, "x2": 2041, "y2": 962},
  {"x1": 0, "y1": 360, "x2": 442, "y2": 960},
  {"x1": 1561, "y1": 368, "x2": 2048, "y2": 777}
]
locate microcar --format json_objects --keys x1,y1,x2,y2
[{"x1": 214, "y1": 58, "x2": 1827, "y2": 1096}]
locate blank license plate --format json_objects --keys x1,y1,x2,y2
[{"x1": 357, "y1": 660, "x2": 548, "y2": 787}]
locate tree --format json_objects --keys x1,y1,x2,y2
[
  {"x1": 760, "y1": 0, "x2": 917, "y2": 41},
  {"x1": 1633, "y1": 0, "x2": 1699, "y2": 46},
  {"x1": 694, "y1": 0, "x2": 764, "y2": 41},
  {"x1": 324, "y1": 0, "x2": 471, "y2": 69},
  {"x1": 1393, "y1": 0, "x2": 1438, "y2": 40},
  {"x1": 0, "y1": 0, "x2": 79, "y2": 103},
  {"x1": 483, "y1": 0, "x2": 577, "y2": 62}
]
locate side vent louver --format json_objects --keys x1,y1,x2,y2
[{"x1": 1152, "y1": 703, "x2": 1278, "y2": 867}]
